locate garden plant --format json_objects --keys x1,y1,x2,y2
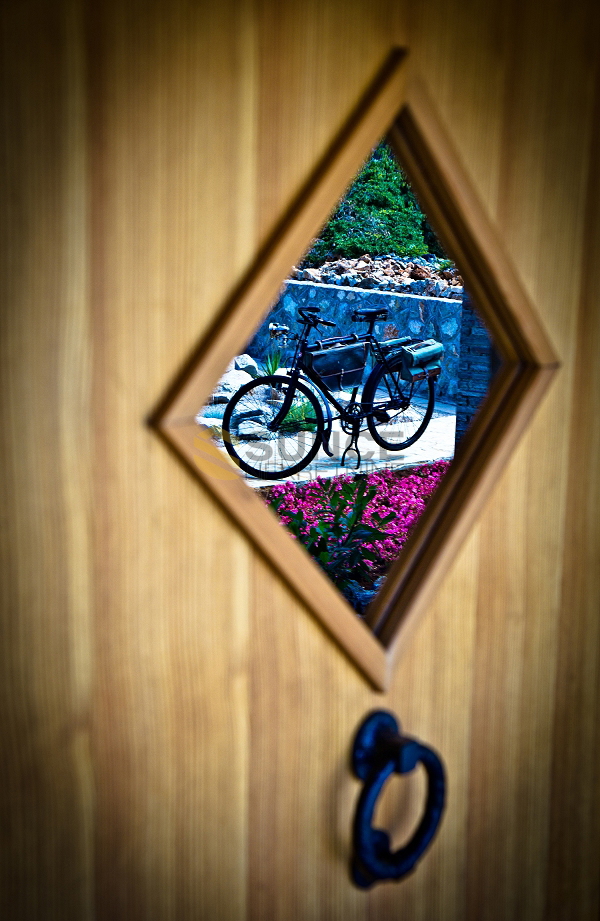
[
  {"x1": 264, "y1": 460, "x2": 450, "y2": 612},
  {"x1": 303, "y1": 142, "x2": 445, "y2": 265}
]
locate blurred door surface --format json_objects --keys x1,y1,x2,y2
[{"x1": 1, "y1": 1, "x2": 599, "y2": 919}]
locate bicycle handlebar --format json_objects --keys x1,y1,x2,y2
[{"x1": 297, "y1": 307, "x2": 335, "y2": 329}]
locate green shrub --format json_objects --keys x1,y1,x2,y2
[{"x1": 302, "y1": 142, "x2": 444, "y2": 265}]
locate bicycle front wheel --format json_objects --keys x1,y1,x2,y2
[
  {"x1": 363, "y1": 358, "x2": 435, "y2": 451},
  {"x1": 222, "y1": 375, "x2": 324, "y2": 479}
]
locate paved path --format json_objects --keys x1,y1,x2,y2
[{"x1": 242, "y1": 399, "x2": 456, "y2": 488}]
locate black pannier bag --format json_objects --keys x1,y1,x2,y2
[
  {"x1": 397, "y1": 338, "x2": 444, "y2": 382},
  {"x1": 305, "y1": 342, "x2": 368, "y2": 390}
]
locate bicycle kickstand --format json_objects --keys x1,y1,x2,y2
[{"x1": 341, "y1": 425, "x2": 361, "y2": 470}]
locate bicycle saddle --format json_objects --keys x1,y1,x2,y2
[{"x1": 352, "y1": 308, "x2": 389, "y2": 322}]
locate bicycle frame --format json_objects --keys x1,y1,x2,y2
[
  {"x1": 270, "y1": 316, "x2": 409, "y2": 430},
  {"x1": 267, "y1": 314, "x2": 417, "y2": 467}
]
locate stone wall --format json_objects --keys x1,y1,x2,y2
[
  {"x1": 245, "y1": 280, "x2": 463, "y2": 401},
  {"x1": 454, "y1": 293, "x2": 499, "y2": 444}
]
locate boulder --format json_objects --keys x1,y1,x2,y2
[
  {"x1": 236, "y1": 419, "x2": 267, "y2": 438},
  {"x1": 197, "y1": 403, "x2": 226, "y2": 420},
  {"x1": 234, "y1": 407, "x2": 266, "y2": 423},
  {"x1": 211, "y1": 368, "x2": 254, "y2": 403},
  {"x1": 301, "y1": 268, "x2": 322, "y2": 282},
  {"x1": 234, "y1": 353, "x2": 260, "y2": 377}
]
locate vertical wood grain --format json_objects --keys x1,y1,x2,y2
[
  {"x1": 545, "y1": 59, "x2": 600, "y2": 921},
  {"x1": 0, "y1": 1, "x2": 94, "y2": 918},
  {"x1": 86, "y1": 2, "x2": 256, "y2": 917}
]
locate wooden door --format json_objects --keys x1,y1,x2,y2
[{"x1": 2, "y1": 1, "x2": 599, "y2": 919}]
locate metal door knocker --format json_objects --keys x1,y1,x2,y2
[{"x1": 351, "y1": 710, "x2": 446, "y2": 888}]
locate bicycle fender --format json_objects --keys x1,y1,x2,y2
[{"x1": 297, "y1": 373, "x2": 334, "y2": 457}]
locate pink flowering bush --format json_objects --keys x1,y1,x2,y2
[{"x1": 263, "y1": 461, "x2": 450, "y2": 612}]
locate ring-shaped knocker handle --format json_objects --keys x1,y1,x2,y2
[{"x1": 351, "y1": 710, "x2": 446, "y2": 888}]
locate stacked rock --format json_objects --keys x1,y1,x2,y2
[{"x1": 291, "y1": 254, "x2": 464, "y2": 300}]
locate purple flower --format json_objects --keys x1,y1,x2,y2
[{"x1": 263, "y1": 461, "x2": 450, "y2": 579}]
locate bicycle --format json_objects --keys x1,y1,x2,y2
[{"x1": 221, "y1": 305, "x2": 443, "y2": 479}]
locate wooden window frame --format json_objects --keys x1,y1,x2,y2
[{"x1": 153, "y1": 50, "x2": 558, "y2": 690}]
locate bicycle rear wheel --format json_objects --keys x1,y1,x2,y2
[
  {"x1": 222, "y1": 375, "x2": 324, "y2": 479},
  {"x1": 363, "y1": 358, "x2": 435, "y2": 451}
]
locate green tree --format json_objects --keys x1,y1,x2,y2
[{"x1": 302, "y1": 143, "x2": 444, "y2": 265}]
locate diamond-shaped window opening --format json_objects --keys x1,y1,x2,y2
[{"x1": 154, "y1": 50, "x2": 558, "y2": 691}]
